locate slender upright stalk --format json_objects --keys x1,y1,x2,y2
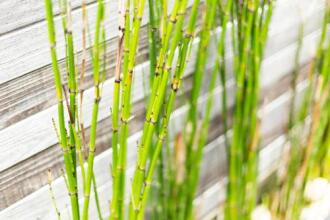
[
  {"x1": 128, "y1": 0, "x2": 190, "y2": 218},
  {"x1": 178, "y1": 0, "x2": 223, "y2": 217},
  {"x1": 111, "y1": 0, "x2": 147, "y2": 218},
  {"x1": 44, "y1": 0, "x2": 80, "y2": 219},
  {"x1": 82, "y1": 1, "x2": 105, "y2": 219},
  {"x1": 109, "y1": 0, "x2": 125, "y2": 218},
  {"x1": 225, "y1": 1, "x2": 273, "y2": 219},
  {"x1": 129, "y1": 0, "x2": 201, "y2": 219},
  {"x1": 59, "y1": 0, "x2": 79, "y2": 200}
]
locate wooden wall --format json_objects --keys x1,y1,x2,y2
[{"x1": 0, "y1": 0, "x2": 326, "y2": 219}]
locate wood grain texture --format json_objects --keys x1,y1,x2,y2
[
  {"x1": 0, "y1": 0, "x2": 322, "y2": 103},
  {"x1": 0, "y1": 24, "x2": 323, "y2": 210},
  {"x1": 0, "y1": 79, "x2": 306, "y2": 219},
  {"x1": 0, "y1": 0, "x2": 323, "y2": 132},
  {"x1": 0, "y1": 19, "x2": 322, "y2": 173},
  {"x1": 0, "y1": 58, "x2": 310, "y2": 210},
  {"x1": 0, "y1": 0, "x2": 326, "y2": 216},
  {"x1": 0, "y1": 0, "x2": 193, "y2": 85},
  {"x1": 0, "y1": 0, "x2": 96, "y2": 36}
]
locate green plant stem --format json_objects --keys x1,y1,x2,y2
[
  {"x1": 82, "y1": 1, "x2": 104, "y2": 219},
  {"x1": 44, "y1": 0, "x2": 80, "y2": 219},
  {"x1": 110, "y1": 1, "x2": 126, "y2": 218},
  {"x1": 128, "y1": 0, "x2": 190, "y2": 218},
  {"x1": 129, "y1": 0, "x2": 200, "y2": 219},
  {"x1": 184, "y1": 46, "x2": 220, "y2": 220},
  {"x1": 113, "y1": 0, "x2": 147, "y2": 218},
  {"x1": 225, "y1": 1, "x2": 273, "y2": 219}
]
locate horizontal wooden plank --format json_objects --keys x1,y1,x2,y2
[
  {"x1": 0, "y1": 0, "x2": 96, "y2": 36},
  {"x1": 0, "y1": 0, "x2": 325, "y2": 216},
  {"x1": 0, "y1": 77, "x2": 307, "y2": 219},
  {"x1": 0, "y1": 0, "x2": 323, "y2": 86},
  {"x1": 0, "y1": 18, "x2": 322, "y2": 174}
]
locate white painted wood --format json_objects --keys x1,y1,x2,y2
[
  {"x1": 0, "y1": 0, "x2": 323, "y2": 133},
  {"x1": 0, "y1": 0, "x2": 95, "y2": 35},
  {"x1": 0, "y1": 86, "x2": 300, "y2": 219},
  {"x1": 0, "y1": 0, "x2": 325, "y2": 217},
  {"x1": 0, "y1": 20, "x2": 322, "y2": 173},
  {"x1": 0, "y1": 0, "x2": 324, "y2": 85},
  {"x1": 0, "y1": 71, "x2": 310, "y2": 219}
]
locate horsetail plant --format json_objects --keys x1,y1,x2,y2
[
  {"x1": 151, "y1": 0, "x2": 231, "y2": 218},
  {"x1": 225, "y1": 0, "x2": 274, "y2": 219},
  {"x1": 264, "y1": 3, "x2": 330, "y2": 218},
  {"x1": 147, "y1": 0, "x2": 232, "y2": 217},
  {"x1": 181, "y1": 0, "x2": 234, "y2": 218},
  {"x1": 82, "y1": 1, "x2": 105, "y2": 219},
  {"x1": 45, "y1": 0, "x2": 106, "y2": 219},
  {"x1": 109, "y1": 0, "x2": 126, "y2": 218},
  {"x1": 45, "y1": 0, "x2": 80, "y2": 218},
  {"x1": 128, "y1": 0, "x2": 202, "y2": 219},
  {"x1": 110, "y1": 0, "x2": 150, "y2": 218}
]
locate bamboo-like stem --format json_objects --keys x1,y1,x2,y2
[
  {"x1": 288, "y1": 24, "x2": 304, "y2": 130},
  {"x1": 109, "y1": 0, "x2": 125, "y2": 218},
  {"x1": 145, "y1": 0, "x2": 183, "y2": 120},
  {"x1": 82, "y1": 0, "x2": 104, "y2": 219},
  {"x1": 79, "y1": 0, "x2": 88, "y2": 160},
  {"x1": 128, "y1": 0, "x2": 190, "y2": 218},
  {"x1": 147, "y1": 0, "x2": 160, "y2": 85},
  {"x1": 289, "y1": 80, "x2": 328, "y2": 219},
  {"x1": 225, "y1": 1, "x2": 274, "y2": 219},
  {"x1": 180, "y1": 1, "x2": 234, "y2": 218},
  {"x1": 129, "y1": 1, "x2": 201, "y2": 219},
  {"x1": 185, "y1": 0, "x2": 218, "y2": 162},
  {"x1": 44, "y1": 0, "x2": 80, "y2": 219},
  {"x1": 218, "y1": 0, "x2": 232, "y2": 150},
  {"x1": 59, "y1": 0, "x2": 78, "y2": 188},
  {"x1": 227, "y1": 1, "x2": 257, "y2": 218},
  {"x1": 111, "y1": 0, "x2": 147, "y2": 218},
  {"x1": 183, "y1": 46, "x2": 220, "y2": 220}
]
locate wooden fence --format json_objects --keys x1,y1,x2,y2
[{"x1": 0, "y1": 0, "x2": 326, "y2": 219}]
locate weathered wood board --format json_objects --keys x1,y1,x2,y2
[{"x1": 0, "y1": 0, "x2": 327, "y2": 218}]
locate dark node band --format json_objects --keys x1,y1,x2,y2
[
  {"x1": 184, "y1": 32, "x2": 193, "y2": 39},
  {"x1": 169, "y1": 18, "x2": 177, "y2": 24},
  {"x1": 121, "y1": 117, "x2": 129, "y2": 124},
  {"x1": 68, "y1": 191, "x2": 78, "y2": 196},
  {"x1": 89, "y1": 148, "x2": 96, "y2": 154},
  {"x1": 94, "y1": 97, "x2": 101, "y2": 103}
]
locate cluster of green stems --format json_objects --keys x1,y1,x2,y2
[
  {"x1": 266, "y1": 2, "x2": 330, "y2": 219},
  {"x1": 45, "y1": 0, "x2": 105, "y2": 219},
  {"x1": 45, "y1": 0, "x2": 204, "y2": 218},
  {"x1": 149, "y1": 0, "x2": 233, "y2": 218},
  {"x1": 45, "y1": 0, "x2": 326, "y2": 219},
  {"x1": 225, "y1": 0, "x2": 273, "y2": 219}
]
